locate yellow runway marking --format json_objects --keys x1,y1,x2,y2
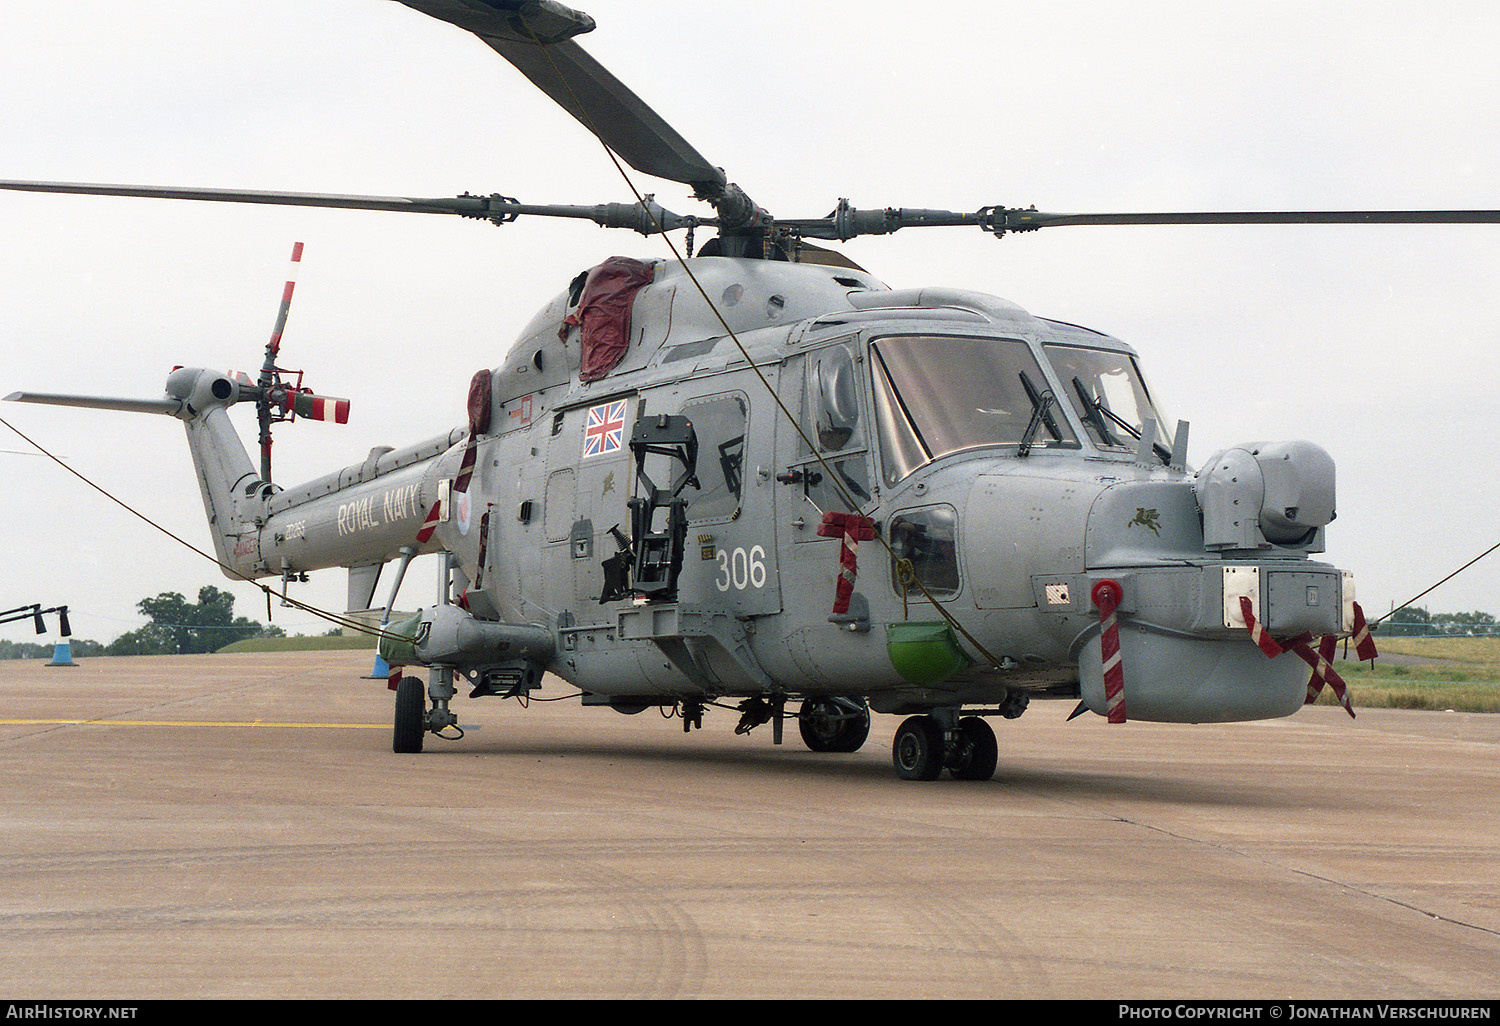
[{"x1": 1, "y1": 718, "x2": 386, "y2": 729}]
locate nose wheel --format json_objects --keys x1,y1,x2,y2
[
  {"x1": 393, "y1": 675, "x2": 425, "y2": 754},
  {"x1": 948, "y1": 716, "x2": 999, "y2": 781},
  {"x1": 892, "y1": 714, "x2": 997, "y2": 781},
  {"x1": 392, "y1": 668, "x2": 459, "y2": 754}
]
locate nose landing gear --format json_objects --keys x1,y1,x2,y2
[
  {"x1": 892, "y1": 712, "x2": 998, "y2": 781},
  {"x1": 392, "y1": 675, "x2": 426, "y2": 754},
  {"x1": 392, "y1": 668, "x2": 460, "y2": 754}
]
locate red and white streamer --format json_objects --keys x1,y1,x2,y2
[
  {"x1": 415, "y1": 502, "x2": 442, "y2": 545},
  {"x1": 454, "y1": 369, "x2": 492, "y2": 494},
  {"x1": 1292, "y1": 634, "x2": 1355, "y2": 718},
  {"x1": 1239, "y1": 596, "x2": 1356, "y2": 718},
  {"x1": 816, "y1": 511, "x2": 875, "y2": 615},
  {"x1": 1240, "y1": 596, "x2": 1284, "y2": 658},
  {"x1": 1350, "y1": 602, "x2": 1378, "y2": 663}
]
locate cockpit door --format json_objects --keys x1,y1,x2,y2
[
  {"x1": 773, "y1": 338, "x2": 882, "y2": 631},
  {"x1": 780, "y1": 338, "x2": 878, "y2": 532}
]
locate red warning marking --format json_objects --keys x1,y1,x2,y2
[{"x1": 1091, "y1": 579, "x2": 1126, "y2": 724}]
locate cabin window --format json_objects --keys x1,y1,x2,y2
[
  {"x1": 682, "y1": 394, "x2": 747, "y2": 522},
  {"x1": 1042, "y1": 344, "x2": 1167, "y2": 451},
  {"x1": 889, "y1": 506, "x2": 961, "y2": 597},
  {"x1": 870, "y1": 335, "x2": 1077, "y2": 485}
]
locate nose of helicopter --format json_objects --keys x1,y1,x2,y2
[
  {"x1": 1065, "y1": 465, "x2": 1349, "y2": 722},
  {"x1": 1074, "y1": 623, "x2": 1309, "y2": 723}
]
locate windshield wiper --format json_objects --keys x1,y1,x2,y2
[
  {"x1": 1071, "y1": 376, "x2": 1170, "y2": 464},
  {"x1": 1070, "y1": 376, "x2": 1119, "y2": 446},
  {"x1": 1018, "y1": 372, "x2": 1059, "y2": 458}
]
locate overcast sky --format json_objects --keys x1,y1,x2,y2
[{"x1": 3, "y1": 0, "x2": 1499, "y2": 646}]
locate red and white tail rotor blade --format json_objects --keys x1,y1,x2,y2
[
  {"x1": 266, "y1": 241, "x2": 303, "y2": 363},
  {"x1": 288, "y1": 390, "x2": 350, "y2": 424},
  {"x1": 258, "y1": 241, "x2": 305, "y2": 481}
]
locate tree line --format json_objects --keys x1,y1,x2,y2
[
  {"x1": 0, "y1": 586, "x2": 282, "y2": 659},
  {"x1": 1378, "y1": 606, "x2": 1499, "y2": 637}
]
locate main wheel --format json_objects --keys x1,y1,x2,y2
[
  {"x1": 892, "y1": 715, "x2": 945, "y2": 780},
  {"x1": 393, "y1": 675, "x2": 426, "y2": 754},
  {"x1": 798, "y1": 697, "x2": 872, "y2": 753},
  {"x1": 948, "y1": 717, "x2": 998, "y2": 781}
]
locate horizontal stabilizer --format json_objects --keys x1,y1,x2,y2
[{"x1": 4, "y1": 391, "x2": 182, "y2": 416}]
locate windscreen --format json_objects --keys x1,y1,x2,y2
[
  {"x1": 1042, "y1": 344, "x2": 1167, "y2": 451},
  {"x1": 870, "y1": 335, "x2": 1076, "y2": 484}
]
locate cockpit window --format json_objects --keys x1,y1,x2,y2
[
  {"x1": 1042, "y1": 344, "x2": 1166, "y2": 451},
  {"x1": 806, "y1": 343, "x2": 863, "y2": 452},
  {"x1": 869, "y1": 335, "x2": 1077, "y2": 485},
  {"x1": 793, "y1": 342, "x2": 876, "y2": 514}
]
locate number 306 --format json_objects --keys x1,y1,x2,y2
[{"x1": 715, "y1": 545, "x2": 767, "y2": 591}]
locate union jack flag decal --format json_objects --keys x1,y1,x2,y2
[{"x1": 583, "y1": 399, "x2": 628, "y2": 457}]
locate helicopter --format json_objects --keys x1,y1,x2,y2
[{"x1": 4, "y1": 1, "x2": 1498, "y2": 779}]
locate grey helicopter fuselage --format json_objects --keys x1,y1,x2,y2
[
  {"x1": 6, "y1": 0, "x2": 1469, "y2": 779},
  {"x1": 157, "y1": 253, "x2": 1348, "y2": 728}
]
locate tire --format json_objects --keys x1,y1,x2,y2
[
  {"x1": 798, "y1": 697, "x2": 872, "y2": 753},
  {"x1": 393, "y1": 675, "x2": 426, "y2": 754},
  {"x1": 948, "y1": 717, "x2": 997, "y2": 781},
  {"x1": 892, "y1": 715, "x2": 945, "y2": 780}
]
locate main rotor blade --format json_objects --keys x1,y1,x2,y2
[
  {"x1": 0, "y1": 180, "x2": 495, "y2": 215},
  {"x1": 785, "y1": 201, "x2": 1500, "y2": 241},
  {"x1": 396, "y1": 1, "x2": 728, "y2": 195},
  {"x1": 992, "y1": 207, "x2": 1500, "y2": 232},
  {"x1": 0, "y1": 180, "x2": 697, "y2": 234}
]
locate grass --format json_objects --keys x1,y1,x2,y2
[
  {"x1": 1326, "y1": 635, "x2": 1500, "y2": 713},
  {"x1": 216, "y1": 634, "x2": 378, "y2": 654},
  {"x1": 1368, "y1": 635, "x2": 1500, "y2": 665}
]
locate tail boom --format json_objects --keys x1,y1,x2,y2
[{"x1": 7, "y1": 367, "x2": 466, "y2": 590}]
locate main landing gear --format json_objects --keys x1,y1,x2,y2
[
  {"x1": 732, "y1": 695, "x2": 872, "y2": 752},
  {"x1": 798, "y1": 697, "x2": 872, "y2": 753},
  {"x1": 891, "y1": 712, "x2": 998, "y2": 781}
]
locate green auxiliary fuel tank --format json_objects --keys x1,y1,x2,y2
[{"x1": 886, "y1": 621, "x2": 970, "y2": 686}]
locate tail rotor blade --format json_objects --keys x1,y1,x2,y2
[
  {"x1": 266, "y1": 242, "x2": 303, "y2": 364},
  {"x1": 258, "y1": 241, "x2": 305, "y2": 481},
  {"x1": 288, "y1": 391, "x2": 350, "y2": 424}
]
